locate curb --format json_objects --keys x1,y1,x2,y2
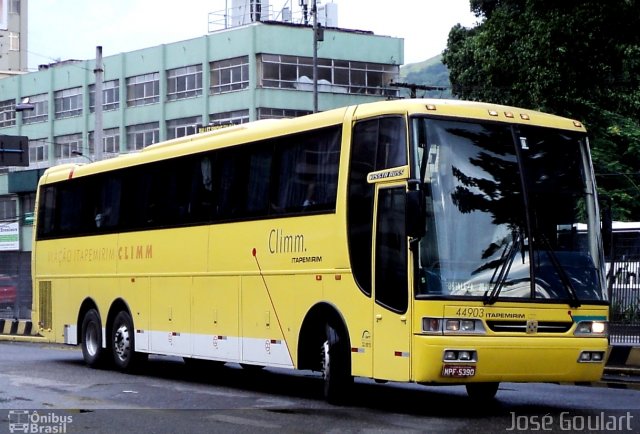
[
  {"x1": 0, "y1": 319, "x2": 39, "y2": 337},
  {"x1": 597, "y1": 372, "x2": 640, "y2": 391},
  {"x1": 607, "y1": 345, "x2": 640, "y2": 369}
]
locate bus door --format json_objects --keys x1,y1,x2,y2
[{"x1": 372, "y1": 184, "x2": 412, "y2": 381}]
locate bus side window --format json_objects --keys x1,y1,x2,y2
[
  {"x1": 94, "y1": 175, "x2": 121, "y2": 229},
  {"x1": 58, "y1": 181, "x2": 93, "y2": 236},
  {"x1": 216, "y1": 148, "x2": 245, "y2": 220},
  {"x1": 272, "y1": 127, "x2": 340, "y2": 214},
  {"x1": 376, "y1": 117, "x2": 407, "y2": 169},
  {"x1": 37, "y1": 185, "x2": 57, "y2": 238},
  {"x1": 348, "y1": 116, "x2": 407, "y2": 296},
  {"x1": 188, "y1": 155, "x2": 214, "y2": 221},
  {"x1": 120, "y1": 166, "x2": 153, "y2": 229},
  {"x1": 245, "y1": 147, "x2": 272, "y2": 216}
]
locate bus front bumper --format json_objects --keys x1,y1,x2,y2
[{"x1": 412, "y1": 335, "x2": 608, "y2": 384}]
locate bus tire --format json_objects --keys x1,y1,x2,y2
[
  {"x1": 111, "y1": 310, "x2": 146, "y2": 372},
  {"x1": 81, "y1": 309, "x2": 106, "y2": 368},
  {"x1": 465, "y1": 382, "x2": 500, "y2": 400},
  {"x1": 321, "y1": 322, "x2": 352, "y2": 404}
]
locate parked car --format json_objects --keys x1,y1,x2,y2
[{"x1": 0, "y1": 275, "x2": 17, "y2": 310}]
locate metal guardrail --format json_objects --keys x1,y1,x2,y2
[{"x1": 608, "y1": 259, "x2": 640, "y2": 344}]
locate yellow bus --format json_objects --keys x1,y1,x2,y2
[{"x1": 32, "y1": 99, "x2": 609, "y2": 402}]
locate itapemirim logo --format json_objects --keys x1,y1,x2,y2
[{"x1": 7, "y1": 410, "x2": 73, "y2": 433}]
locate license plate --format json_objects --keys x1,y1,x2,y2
[{"x1": 441, "y1": 365, "x2": 476, "y2": 378}]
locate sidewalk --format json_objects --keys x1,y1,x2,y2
[{"x1": 0, "y1": 318, "x2": 45, "y2": 342}]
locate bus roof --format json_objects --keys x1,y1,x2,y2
[
  {"x1": 353, "y1": 99, "x2": 586, "y2": 132},
  {"x1": 38, "y1": 98, "x2": 587, "y2": 185}
]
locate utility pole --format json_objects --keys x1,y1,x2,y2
[
  {"x1": 94, "y1": 46, "x2": 104, "y2": 161},
  {"x1": 312, "y1": 0, "x2": 318, "y2": 113}
]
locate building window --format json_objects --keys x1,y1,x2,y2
[
  {"x1": 55, "y1": 133, "x2": 85, "y2": 159},
  {"x1": 260, "y1": 54, "x2": 308, "y2": 89},
  {"x1": 0, "y1": 99, "x2": 16, "y2": 128},
  {"x1": 257, "y1": 107, "x2": 312, "y2": 120},
  {"x1": 21, "y1": 93, "x2": 48, "y2": 125},
  {"x1": 0, "y1": 197, "x2": 17, "y2": 221},
  {"x1": 89, "y1": 80, "x2": 120, "y2": 112},
  {"x1": 9, "y1": 0, "x2": 21, "y2": 14},
  {"x1": 210, "y1": 56, "x2": 249, "y2": 94},
  {"x1": 29, "y1": 138, "x2": 49, "y2": 163},
  {"x1": 167, "y1": 65, "x2": 202, "y2": 101},
  {"x1": 209, "y1": 109, "x2": 250, "y2": 125},
  {"x1": 54, "y1": 87, "x2": 83, "y2": 119},
  {"x1": 258, "y1": 54, "x2": 399, "y2": 96},
  {"x1": 88, "y1": 128, "x2": 120, "y2": 155},
  {"x1": 126, "y1": 73, "x2": 160, "y2": 107},
  {"x1": 167, "y1": 116, "x2": 201, "y2": 140},
  {"x1": 9, "y1": 32, "x2": 19, "y2": 51},
  {"x1": 126, "y1": 122, "x2": 159, "y2": 151},
  {"x1": 21, "y1": 192, "x2": 35, "y2": 225}
]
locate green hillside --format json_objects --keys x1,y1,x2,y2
[{"x1": 398, "y1": 54, "x2": 453, "y2": 99}]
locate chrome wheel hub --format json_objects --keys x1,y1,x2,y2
[{"x1": 114, "y1": 324, "x2": 131, "y2": 361}]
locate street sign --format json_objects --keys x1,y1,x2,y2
[{"x1": 0, "y1": 135, "x2": 29, "y2": 167}]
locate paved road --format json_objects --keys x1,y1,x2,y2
[{"x1": 1, "y1": 341, "x2": 639, "y2": 433}]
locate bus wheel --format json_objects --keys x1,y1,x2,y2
[
  {"x1": 111, "y1": 311, "x2": 146, "y2": 372},
  {"x1": 465, "y1": 382, "x2": 500, "y2": 400},
  {"x1": 321, "y1": 323, "x2": 352, "y2": 404},
  {"x1": 81, "y1": 309, "x2": 106, "y2": 368}
]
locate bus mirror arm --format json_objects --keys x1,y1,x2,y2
[
  {"x1": 601, "y1": 198, "x2": 613, "y2": 259},
  {"x1": 406, "y1": 180, "x2": 426, "y2": 239}
]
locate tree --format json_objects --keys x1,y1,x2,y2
[{"x1": 442, "y1": 0, "x2": 640, "y2": 220}]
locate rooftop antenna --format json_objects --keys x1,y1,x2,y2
[{"x1": 390, "y1": 81, "x2": 448, "y2": 99}]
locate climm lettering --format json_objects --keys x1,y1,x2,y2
[
  {"x1": 118, "y1": 245, "x2": 153, "y2": 260},
  {"x1": 269, "y1": 229, "x2": 305, "y2": 254}
]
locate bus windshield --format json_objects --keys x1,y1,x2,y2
[{"x1": 413, "y1": 118, "x2": 606, "y2": 303}]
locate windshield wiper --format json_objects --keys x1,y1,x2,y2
[
  {"x1": 484, "y1": 230, "x2": 521, "y2": 305},
  {"x1": 537, "y1": 233, "x2": 582, "y2": 308}
]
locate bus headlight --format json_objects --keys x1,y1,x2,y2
[
  {"x1": 458, "y1": 351, "x2": 472, "y2": 361},
  {"x1": 591, "y1": 321, "x2": 606, "y2": 334},
  {"x1": 444, "y1": 350, "x2": 457, "y2": 360},
  {"x1": 444, "y1": 318, "x2": 485, "y2": 334},
  {"x1": 578, "y1": 351, "x2": 606, "y2": 363},
  {"x1": 442, "y1": 349, "x2": 477, "y2": 362},
  {"x1": 422, "y1": 317, "x2": 442, "y2": 333},
  {"x1": 574, "y1": 320, "x2": 608, "y2": 336},
  {"x1": 422, "y1": 317, "x2": 486, "y2": 335},
  {"x1": 460, "y1": 320, "x2": 475, "y2": 331},
  {"x1": 445, "y1": 320, "x2": 460, "y2": 331}
]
